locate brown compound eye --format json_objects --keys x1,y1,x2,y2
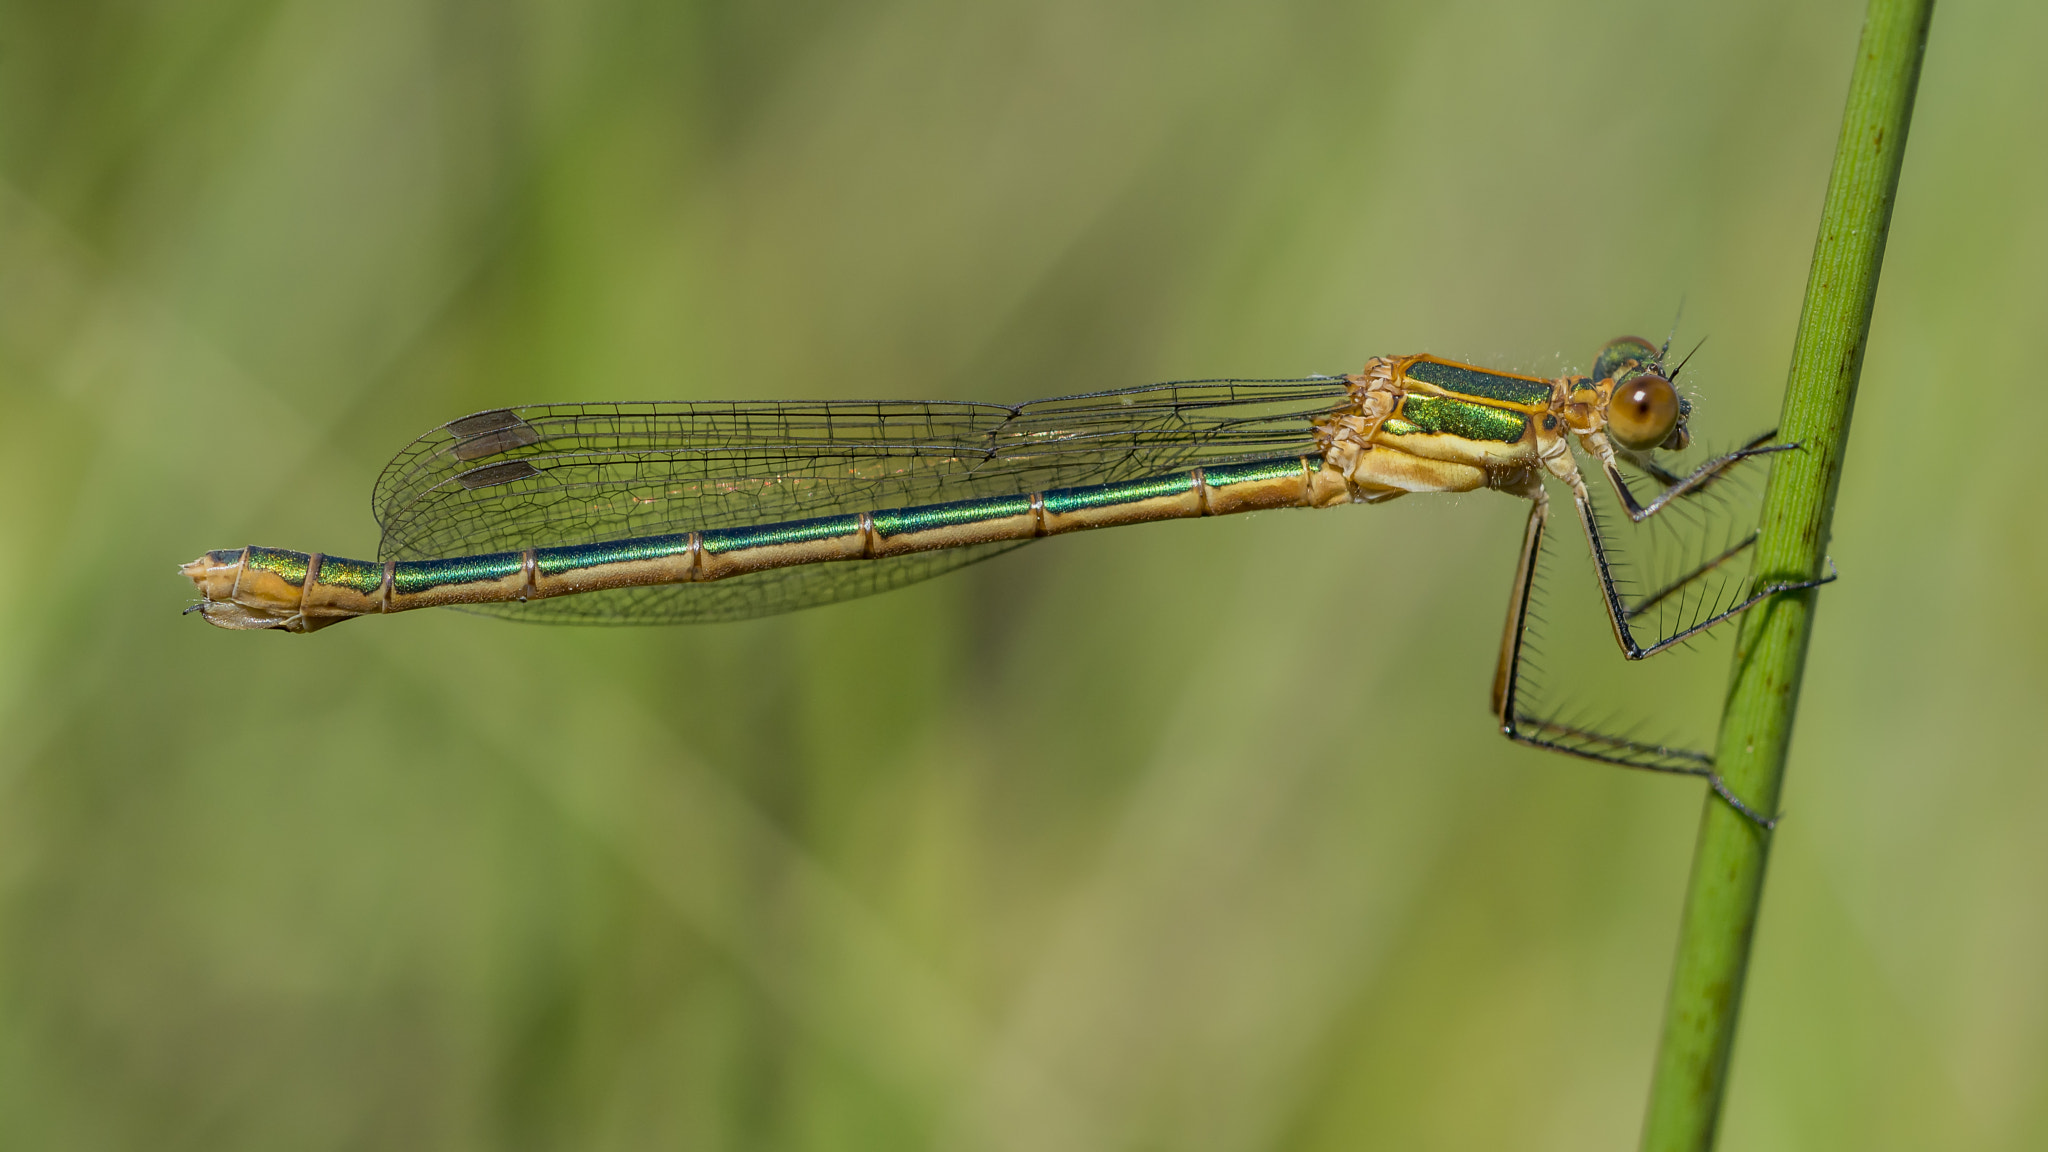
[{"x1": 1608, "y1": 374, "x2": 1679, "y2": 451}]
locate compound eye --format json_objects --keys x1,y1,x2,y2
[{"x1": 1609, "y1": 374, "x2": 1679, "y2": 451}]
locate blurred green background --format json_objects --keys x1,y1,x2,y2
[{"x1": 2, "y1": 0, "x2": 2043, "y2": 1148}]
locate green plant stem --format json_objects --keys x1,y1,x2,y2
[{"x1": 1639, "y1": 1, "x2": 1934, "y2": 1149}]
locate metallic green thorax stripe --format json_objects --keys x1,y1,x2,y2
[
  {"x1": 275, "y1": 453, "x2": 1323, "y2": 597},
  {"x1": 1406, "y1": 359, "x2": 1553, "y2": 408},
  {"x1": 1390, "y1": 395, "x2": 1529, "y2": 443}
]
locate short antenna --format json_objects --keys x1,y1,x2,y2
[
  {"x1": 1660, "y1": 297, "x2": 1688, "y2": 364},
  {"x1": 1670, "y1": 335, "x2": 1710, "y2": 382}
]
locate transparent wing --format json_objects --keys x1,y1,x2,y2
[{"x1": 371, "y1": 377, "x2": 1352, "y2": 623}]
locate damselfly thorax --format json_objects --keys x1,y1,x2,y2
[{"x1": 181, "y1": 337, "x2": 1828, "y2": 825}]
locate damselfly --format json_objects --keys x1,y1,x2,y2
[{"x1": 181, "y1": 337, "x2": 1829, "y2": 825}]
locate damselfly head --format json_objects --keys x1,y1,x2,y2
[
  {"x1": 1591, "y1": 335, "x2": 1663, "y2": 385},
  {"x1": 1593, "y1": 335, "x2": 1689, "y2": 452}
]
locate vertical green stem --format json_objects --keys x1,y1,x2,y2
[{"x1": 1639, "y1": 1, "x2": 1933, "y2": 1149}]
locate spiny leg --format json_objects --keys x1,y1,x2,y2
[
  {"x1": 1626, "y1": 532, "x2": 1757, "y2": 620},
  {"x1": 1622, "y1": 454, "x2": 1688, "y2": 488},
  {"x1": 1601, "y1": 430, "x2": 1793, "y2": 522},
  {"x1": 1489, "y1": 489, "x2": 1547, "y2": 728},
  {"x1": 1490, "y1": 483, "x2": 1786, "y2": 829},
  {"x1": 1569, "y1": 481, "x2": 1835, "y2": 661},
  {"x1": 1559, "y1": 430, "x2": 1834, "y2": 657}
]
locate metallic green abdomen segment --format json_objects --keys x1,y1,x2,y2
[
  {"x1": 1406, "y1": 359, "x2": 1553, "y2": 407},
  {"x1": 1204, "y1": 455, "x2": 1311, "y2": 487},
  {"x1": 871, "y1": 496, "x2": 1032, "y2": 538},
  {"x1": 1388, "y1": 395, "x2": 1529, "y2": 443},
  {"x1": 392, "y1": 551, "x2": 524, "y2": 594},
  {"x1": 1042, "y1": 471, "x2": 1194, "y2": 514},
  {"x1": 701, "y1": 517, "x2": 861, "y2": 553},
  {"x1": 537, "y1": 533, "x2": 693, "y2": 569},
  {"x1": 318, "y1": 554, "x2": 385, "y2": 595},
  {"x1": 246, "y1": 546, "x2": 311, "y2": 587}
]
